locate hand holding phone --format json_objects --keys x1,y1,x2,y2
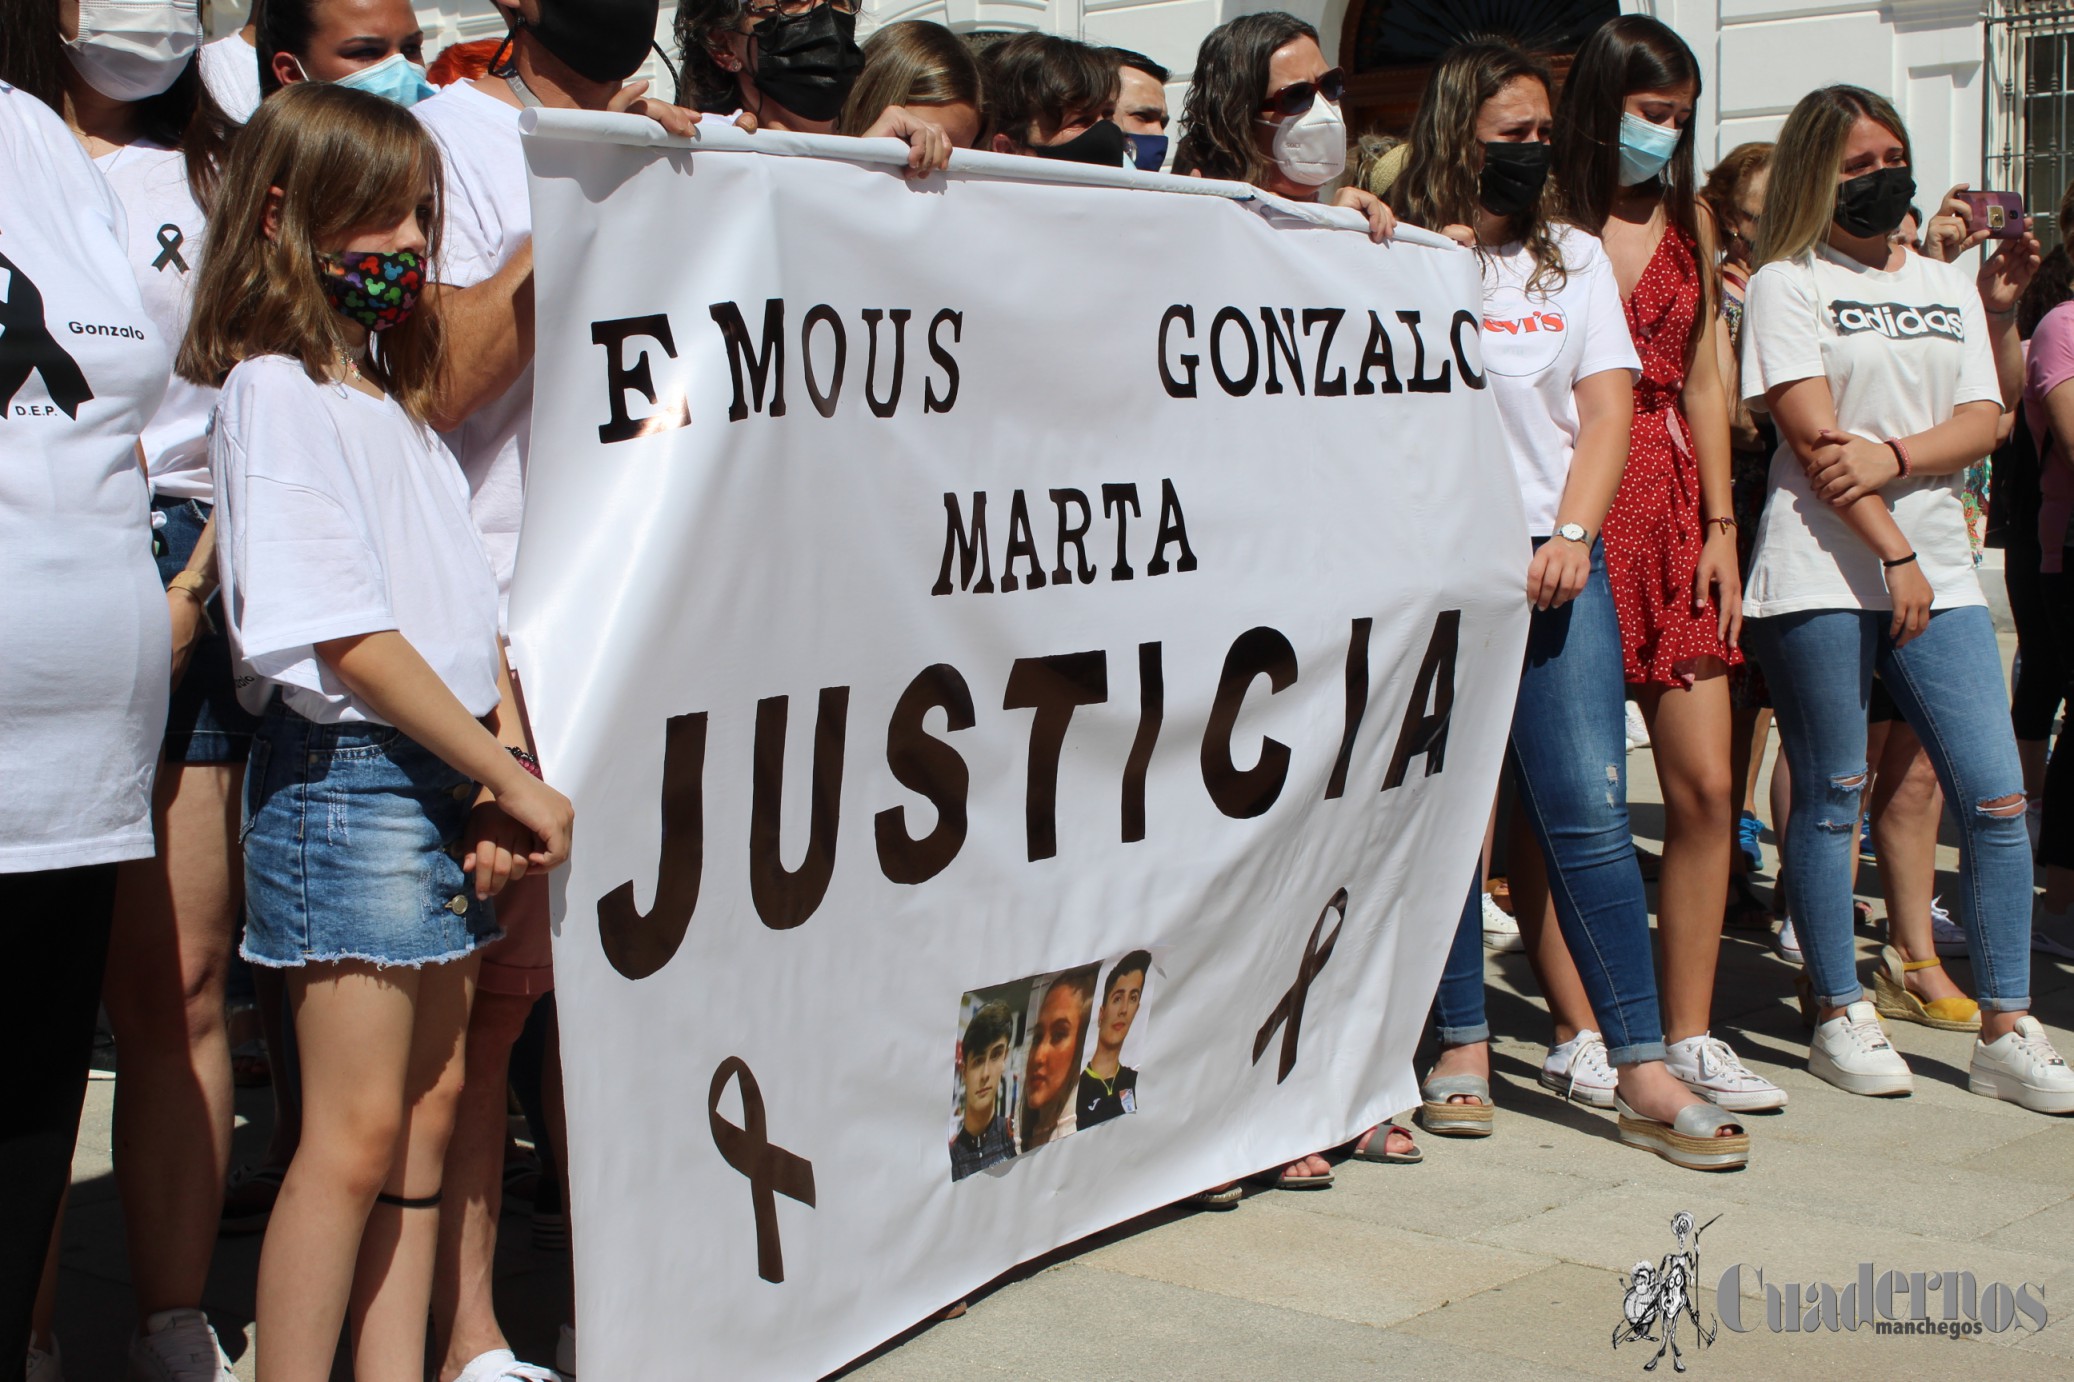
[{"x1": 1954, "y1": 190, "x2": 2027, "y2": 239}]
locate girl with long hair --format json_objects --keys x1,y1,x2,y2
[
  {"x1": 1, "y1": 2, "x2": 252, "y2": 1372},
  {"x1": 1370, "y1": 38, "x2": 1750, "y2": 1170},
  {"x1": 1552, "y1": 16, "x2": 1784, "y2": 1113},
  {"x1": 1742, "y1": 85, "x2": 2071, "y2": 1110},
  {"x1": 178, "y1": 83, "x2": 575, "y2": 1375}
]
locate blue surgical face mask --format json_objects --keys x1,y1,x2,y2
[
  {"x1": 1128, "y1": 133, "x2": 1168, "y2": 172},
  {"x1": 330, "y1": 52, "x2": 435, "y2": 108},
  {"x1": 1616, "y1": 110, "x2": 1681, "y2": 186}
]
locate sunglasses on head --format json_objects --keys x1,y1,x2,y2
[{"x1": 1261, "y1": 67, "x2": 1345, "y2": 119}]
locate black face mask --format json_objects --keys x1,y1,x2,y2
[
  {"x1": 753, "y1": 4, "x2": 863, "y2": 124},
  {"x1": 512, "y1": 0, "x2": 658, "y2": 84},
  {"x1": 1833, "y1": 165, "x2": 1915, "y2": 239},
  {"x1": 1478, "y1": 141, "x2": 1550, "y2": 220},
  {"x1": 1025, "y1": 118, "x2": 1127, "y2": 167}
]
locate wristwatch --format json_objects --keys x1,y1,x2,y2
[{"x1": 1554, "y1": 522, "x2": 1589, "y2": 546}]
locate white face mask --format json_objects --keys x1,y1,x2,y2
[
  {"x1": 63, "y1": 0, "x2": 200, "y2": 102},
  {"x1": 1263, "y1": 97, "x2": 1346, "y2": 188}
]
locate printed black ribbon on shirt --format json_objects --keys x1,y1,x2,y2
[
  {"x1": 709, "y1": 1056, "x2": 816, "y2": 1283},
  {"x1": 1253, "y1": 888, "x2": 1347, "y2": 1083},
  {"x1": 0, "y1": 248, "x2": 94, "y2": 418},
  {"x1": 152, "y1": 224, "x2": 188, "y2": 273}
]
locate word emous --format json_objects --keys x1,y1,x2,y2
[
  {"x1": 589, "y1": 302, "x2": 963, "y2": 442},
  {"x1": 597, "y1": 613, "x2": 1460, "y2": 979},
  {"x1": 1157, "y1": 305, "x2": 1484, "y2": 399}
]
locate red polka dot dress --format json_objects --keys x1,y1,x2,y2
[{"x1": 1602, "y1": 226, "x2": 1742, "y2": 687}]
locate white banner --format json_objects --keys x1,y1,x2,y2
[{"x1": 511, "y1": 113, "x2": 1530, "y2": 1380}]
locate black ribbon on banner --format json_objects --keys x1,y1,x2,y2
[
  {"x1": 709, "y1": 1056, "x2": 816, "y2": 1283},
  {"x1": 152, "y1": 223, "x2": 188, "y2": 273},
  {"x1": 1253, "y1": 888, "x2": 1348, "y2": 1083}
]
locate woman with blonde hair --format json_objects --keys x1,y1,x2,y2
[
  {"x1": 1363, "y1": 37, "x2": 1749, "y2": 1170},
  {"x1": 1741, "y1": 85, "x2": 2072, "y2": 1110},
  {"x1": 838, "y1": 19, "x2": 981, "y2": 148},
  {"x1": 180, "y1": 82, "x2": 576, "y2": 1374}
]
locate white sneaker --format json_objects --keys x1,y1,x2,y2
[
  {"x1": 1809, "y1": 1001, "x2": 1913, "y2": 1097},
  {"x1": 1480, "y1": 892, "x2": 1523, "y2": 952},
  {"x1": 1774, "y1": 915, "x2": 1802, "y2": 964},
  {"x1": 2035, "y1": 900, "x2": 2074, "y2": 961},
  {"x1": 1970, "y1": 1016, "x2": 2074, "y2": 1114},
  {"x1": 1624, "y1": 700, "x2": 1650, "y2": 751},
  {"x1": 452, "y1": 1348, "x2": 563, "y2": 1382},
  {"x1": 1929, "y1": 897, "x2": 1968, "y2": 958},
  {"x1": 556, "y1": 1324, "x2": 577, "y2": 1379},
  {"x1": 1539, "y1": 1029, "x2": 1617, "y2": 1108},
  {"x1": 26, "y1": 1340, "x2": 63, "y2": 1382},
  {"x1": 127, "y1": 1309, "x2": 234, "y2": 1382},
  {"x1": 1666, "y1": 1032, "x2": 1788, "y2": 1111}
]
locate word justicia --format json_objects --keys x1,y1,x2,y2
[{"x1": 1715, "y1": 1263, "x2": 2047, "y2": 1335}]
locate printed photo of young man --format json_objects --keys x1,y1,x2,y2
[
  {"x1": 949, "y1": 998, "x2": 1019, "y2": 1182},
  {"x1": 1018, "y1": 966, "x2": 1098, "y2": 1153},
  {"x1": 1078, "y1": 950, "x2": 1150, "y2": 1129}
]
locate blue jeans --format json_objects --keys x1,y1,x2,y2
[
  {"x1": 1747, "y1": 605, "x2": 2031, "y2": 1011},
  {"x1": 1431, "y1": 543, "x2": 1668, "y2": 1065}
]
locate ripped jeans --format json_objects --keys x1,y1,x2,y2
[
  {"x1": 1748, "y1": 605, "x2": 2031, "y2": 1011},
  {"x1": 1431, "y1": 542, "x2": 1668, "y2": 1066}
]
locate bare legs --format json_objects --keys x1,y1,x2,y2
[
  {"x1": 102, "y1": 760, "x2": 241, "y2": 1319},
  {"x1": 1867, "y1": 724, "x2": 1967, "y2": 1006},
  {"x1": 254, "y1": 958, "x2": 476, "y2": 1382},
  {"x1": 432, "y1": 988, "x2": 537, "y2": 1380},
  {"x1": 1635, "y1": 665, "x2": 1735, "y2": 1045}
]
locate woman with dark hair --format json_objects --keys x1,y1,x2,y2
[
  {"x1": 258, "y1": 0, "x2": 430, "y2": 105},
  {"x1": 2, "y1": 2, "x2": 252, "y2": 1374},
  {"x1": 1552, "y1": 17, "x2": 1785, "y2": 1113},
  {"x1": 1018, "y1": 968, "x2": 1096, "y2": 1151},
  {"x1": 1743, "y1": 85, "x2": 2069, "y2": 1109},
  {"x1": 837, "y1": 19, "x2": 980, "y2": 147},
  {"x1": 1171, "y1": 11, "x2": 1394, "y2": 241},
  {"x1": 1364, "y1": 38, "x2": 1749, "y2": 1171},
  {"x1": 673, "y1": 0, "x2": 949, "y2": 164}
]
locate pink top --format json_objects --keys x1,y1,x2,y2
[{"x1": 2024, "y1": 301, "x2": 2074, "y2": 572}]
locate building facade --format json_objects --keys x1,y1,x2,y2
[{"x1": 203, "y1": 0, "x2": 2072, "y2": 244}]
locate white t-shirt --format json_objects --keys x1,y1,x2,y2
[
  {"x1": 211, "y1": 356, "x2": 503, "y2": 725},
  {"x1": 0, "y1": 83, "x2": 170, "y2": 872},
  {"x1": 415, "y1": 82, "x2": 532, "y2": 609},
  {"x1": 1741, "y1": 243, "x2": 2001, "y2": 616},
  {"x1": 96, "y1": 141, "x2": 215, "y2": 500},
  {"x1": 1476, "y1": 225, "x2": 1641, "y2": 535},
  {"x1": 197, "y1": 32, "x2": 261, "y2": 121}
]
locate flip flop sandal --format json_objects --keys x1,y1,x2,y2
[
  {"x1": 1349, "y1": 1123, "x2": 1423, "y2": 1164},
  {"x1": 1416, "y1": 1074, "x2": 1494, "y2": 1137},
  {"x1": 1614, "y1": 1095, "x2": 1749, "y2": 1171},
  {"x1": 1190, "y1": 1182, "x2": 1244, "y2": 1209},
  {"x1": 1258, "y1": 1160, "x2": 1335, "y2": 1191}
]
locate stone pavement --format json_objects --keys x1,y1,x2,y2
[{"x1": 47, "y1": 624, "x2": 2074, "y2": 1379}]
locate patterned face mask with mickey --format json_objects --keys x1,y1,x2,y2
[{"x1": 316, "y1": 248, "x2": 423, "y2": 332}]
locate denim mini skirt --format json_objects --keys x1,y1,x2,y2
[{"x1": 242, "y1": 702, "x2": 503, "y2": 969}]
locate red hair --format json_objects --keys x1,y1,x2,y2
[{"x1": 427, "y1": 37, "x2": 504, "y2": 88}]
